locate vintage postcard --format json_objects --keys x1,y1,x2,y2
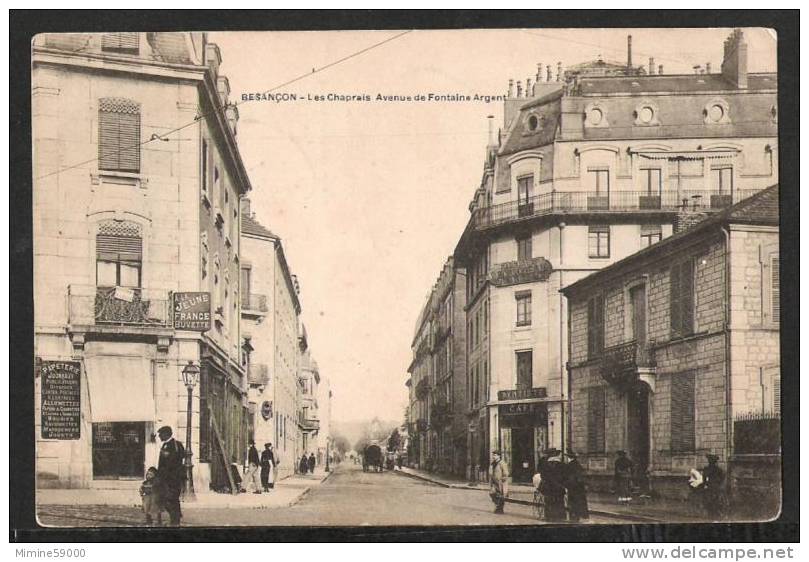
[{"x1": 29, "y1": 26, "x2": 782, "y2": 529}]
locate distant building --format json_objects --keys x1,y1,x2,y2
[
  {"x1": 240, "y1": 200, "x2": 302, "y2": 480},
  {"x1": 33, "y1": 32, "x2": 250, "y2": 491},
  {"x1": 562, "y1": 185, "x2": 779, "y2": 511},
  {"x1": 298, "y1": 331, "x2": 321, "y2": 462},
  {"x1": 453, "y1": 29, "x2": 777, "y2": 482}
]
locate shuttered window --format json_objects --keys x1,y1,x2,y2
[
  {"x1": 98, "y1": 98, "x2": 141, "y2": 173},
  {"x1": 96, "y1": 220, "x2": 142, "y2": 288},
  {"x1": 101, "y1": 33, "x2": 139, "y2": 53},
  {"x1": 670, "y1": 259, "x2": 695, "y2": 338},
  {"x1": 771, "y1": 255, "x2": 780, "y2": 324},
  {"x1": 587, "y1": 387, "x2": 606, "y2": 453},
  {"x1": 516, "y1": 350, "x2": 532, "y2": 389},
  {"x1": 670, "y1": 371, "x2": 696, "y2": 452},
  {"x1": 587, "y1": 295, "x2": 605, "y2": 359},
  {"x1": 772, "y1": 376, "x2": 781, "y2": 416}
]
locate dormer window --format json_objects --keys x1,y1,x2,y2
[
  {"x1": 703, "y1": 98, "x2": 731, "y2": 124},
  {"x1": 584, "y1": 102, "x2": 609, "y2": 128},
  {"x1": 634, "y1": 100, "x2": 660, "y2": 126}
]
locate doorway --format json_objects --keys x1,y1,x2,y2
[
  {"x1": 92, "y1": 422, "x2": 146, "y2": 479},
  {"x1": 511, "y1": 426, "x2": 535, "y2": 483},
  {"x1": 626, "y1": 384, "x2": 650, "y2": 476}
]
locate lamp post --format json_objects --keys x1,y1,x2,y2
[
  {"x1": 325, "y1": 436, "x2": 331, "y2": 473},
  {"x1": 181, "y1": 360, "x2": 200, "y2": 501}
]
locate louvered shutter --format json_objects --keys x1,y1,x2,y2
[
  {"x1": 772, "y1": 375, "x2": 781, "y2": 415},
  {"x1": 587, "y1": 298, "x2": 596, "y2": 358},
  {"x1": 596, "y1": 295, "x2": 605, "y2": 353},
  {"x1": 671, "y1": 372, "x2": 695, "y2": 452},
  {"x1": 587, "y1": 388, "x2": 605, "y2": 453},
  {"x1": 101, "y1": 33, "x2": 139, "y2": 52},
  {"x1": 771, "y1": 256, "x2": 780, "y2": 323},
  {"x1": 97, "y1": 220, "x2": 142, "y2": 263},
  {"x1": 98, "y1": 98, "x2": 141, "y2": 173},
  {"x1": 670, "y1": 264, "x2": 682, "y2": 337},
  {"x1": 681, "y1": 260, "x2": 695, "y2": 335}
]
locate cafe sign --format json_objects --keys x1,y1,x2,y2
[
  {"x1": 173, "y1": 292, "x2": 211, "y2": 331},
  {"x1": 498, "y1": 401, "x2": 547, "y2": 428},
  {"x1": 497, "y1": 387, "x2": 547, "y2": 401},
  {"x1": 40, "y1": 361, "x2": 81, "y2": 440}
]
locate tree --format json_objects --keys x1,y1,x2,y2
[
  {"x1": 331, "y1": 433, "x2": 351, "y2": 455},
  {"x1": 387, "y1": 428, "x2": 401, "y2": 452}
]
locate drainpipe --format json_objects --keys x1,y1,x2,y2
[
  {"x1": 721, "y1": 226, "x2": 733, "y2": 467},
  {"x1": 558, "y1": 222, "x2": 566, "y2": 454}
]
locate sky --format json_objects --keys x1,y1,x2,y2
[{"x1": 212, "y1": 28, "x2": 777, "y2": 423}]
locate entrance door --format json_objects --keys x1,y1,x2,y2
[
  {"x1": 511, "y1": 426, "x2": 535, "y2": 483},
  {"x1": 626, "y1": 384, "x2": 650, "y2": 475},
  {"x1": 92, "y1": 422, "x2": 146, "y2": 479}
]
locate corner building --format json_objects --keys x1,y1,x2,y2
[
  {"x1": 33, "y1": 33, "x2": 251, "y2": 491},
  {"x1": 454, "y1": 29, "x2": 777, "y2": 482}
]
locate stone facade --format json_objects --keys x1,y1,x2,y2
[
  {"x1": 33, "y1": 33, "x2": 250, "y2": 491},
  {"x1": 563, "y1": 185, "x2": 780, "y2": 505}
]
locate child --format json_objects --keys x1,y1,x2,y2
[{"x1": 140, "y1": 467, "x2": 164, "y2": 526}]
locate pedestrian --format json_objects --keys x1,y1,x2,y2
[
  {"x1": 614, "y1": 450, "x2": 633, "y2": 505},
  {"x1": 565, "y1": 452, "x2": 590, "y2": 522},
  {"x1": 489, "y1": 450, "x2": 509, "y2": 514},
  {"x1": 245, "y1": 440, "x2": 262, "y2": 494},
  {"x1": 156, "y1": 425, "x2": 185, "y2": 526},
  {"x1": 139, "y1": 466, "x2": 163, "y2": 527},
  {"x1": 539, "y1": 448, "x2": 567, "y2": 522},
  {"x1": 261, "y1": 443, "x2": 275, "y2": 491},
  {"x1": 299, "y1": 454, "x2": 309, "y2": 475},
  {"x1": 700, "y1": 454, "x2": 726, "y2": 520},
  {"x1": 396, "y1": 453, "x2": 403, "y2": 469},
  {"x1": 308, "y1": 452, "x2": 316, "y2": 474}
]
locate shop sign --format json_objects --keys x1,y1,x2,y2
[
  {"x1": 173, "y1": 292, "x2": 211, "y2": 331},
  {"x1": 498, "y1": 402, "x2": 547, "y2": 428},
  {"x1": 497, "y1": 387, "x2": 547, "y2": 401},
  {"x1": 261, "y1": 400, "x2": 273, "y2": 420},
  {"x1": 40, "y1": 361, "x2": 81, "y2": 440}
]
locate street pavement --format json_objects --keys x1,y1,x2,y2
[{"x1": 37, "y1": 463, "x2": 624, "y2": 527}]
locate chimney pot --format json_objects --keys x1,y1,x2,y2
[
  {"x1": 536, "y1": 63, "x2": 543, "y2": 82},
  {"x1": 516, "y1": 80, "x2": 523, "y2": 98},
  {"x1": 706, "y1": 62, "x2": 712, "y2": 74},
  {"x1": 658, "y1": 64, "x2": 664, "y2": 75},
  {"x1": 556, "y1": 62, "x2": 562, "y2": 82},
  {"x1": 627, "y1": 35, "x2": 633, "y2": 70},
  {"x1": 546, "y1": 64, "x2": 552, "y2": 82},
  {"x1": 649, "y1": 57, "x2": 655, "y2": 75},
  {"x1": 508, "y1": 79, "x2": 514, "y2": 98}
]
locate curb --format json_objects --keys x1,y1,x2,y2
[{"x1": 393, "y1": 469, "x2": 663, "y2": 523}]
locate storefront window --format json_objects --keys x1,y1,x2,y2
[{"x1": 92, "y1": 421, "x2": 146, "y2": 479}]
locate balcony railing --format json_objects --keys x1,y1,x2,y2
[
  {"x1": 68, "y1": 285, "x2": 171, "y2": 327},
  {"x1": 472, "y1": 189, "x2": 762, "y2": 230},
  {"x1": 241, "y1": 293, "x2": 268, "y2": 313},
  {"x1": 599, "y1": 340, "x2": 656, "y2": 389},
  {"x1": 247, "y1": 363, "x2": 270, "y2": 387}
]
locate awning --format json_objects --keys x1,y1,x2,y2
[
  {"x1": 630, "y1": 149, "x2": 739, "y2": 161},
  {"x1": 85, "y1": 355, "x2": 156, "y2": 422}
]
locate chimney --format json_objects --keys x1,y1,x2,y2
[
  {"x1": 673, "y1": 195, "x2": 710, "y2": 234},
  {"x1": 240, "y1": 197, "x2": 251, "y2": 217},
  {"x1": 546, "y1": 64, "x2": 552, "y2": 82},
  {"x1": 225, "y1": 103, "x2": 239, "y2": 138},
  {"x1": 516, "y1": 80, "x2": 523, "y2": 98},
  {"x1": 526, "y1": 77, "x2": 533, "y2": 97},
  {"x1": 627, "y1": 35, "x2": 633, "y2": 71},
  {"x1": 721, "y1": 28, "x2": 748, "y2": 88},
  {"x1": 536, "y1": 63, "x2": 543, "y2": 82},
  {"x1": 556, "y1": 61, "x2": 563, "y2": 82},
  {"x1": 486, "y1": 115, "x2": 496, "y2": 146},
  {"x1": 204, "y1": 43, "x2": 222, "y2": 79},
  {"x1": 216, "y1": 75, "x2": 230, "y2": 107},
  {"x1": 649, "y1": 57, "x2": 655, "y2": 75},
  {"x1": 658, "y1": 64, "x2": 664, "y2": 75},
  {"x1": 507, "y1": 79, "x2": 514, "y2": 98},
  {"x1": 706, "y1": 62, "x2": 712, "y2": 74}
]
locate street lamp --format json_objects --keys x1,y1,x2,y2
[
  {"x1": 181, "y1": 360, "x2": 200, "y2": 501},
  {"x1": 325, "y1": 436, "x2": 331, "y2": 473}
]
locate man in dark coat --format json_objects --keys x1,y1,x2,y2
[
  {"x1": 245, "y1": 440, "x2": 262, "y2": 494},
  {"x1": 156, "y1": 426, "x2": 185, "y2": 526},
  {"x1": 299, "y1": 454, "x2": 309, "y2": 474},
  {"x1": 539, "y1": 448, "x2": 567, "y2": 522},
  {"x1": 260, "y1": 443, "x2": 275, "y2": 491},
  {"x1": 700, "y1": 454, "x2": 725, "y2": 520},
  {"x1": 489, "y1": 450, "x2": 509, "y2": 514},
  {"x1": 614, "y1": 450, "x2": 633, "y2": 504},
  {"x1": 565, "y1": 452, "x2": 589, "y2": 522},
  {"x1": 308, "y1": 452, "x2": 316, "y2": 473}
]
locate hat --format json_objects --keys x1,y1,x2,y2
[
  {"x1": 157, "y1": 425, "x2": 172, "y2": 436},
  {"x1": 616, "y1": 450, "x2": 626, "y2": 455},
  {"x1": 706, "y1": 454, "x2": 719, "y2": 462},
  {"x1": 492, "y1": 449, "x2": 501, "y2": 456},
  {"x1": 545, "y1": 448, "x2": 561, "y2": 456},
  {"x1": 264, "y1": 443, "x2": 272, "y2": 448}
]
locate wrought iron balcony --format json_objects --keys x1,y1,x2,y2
[
  {"x1": 241, "y1": 293, "x2": 268, "y2": 314},
  {"x1": 68, "y1": 285, "x2": 171, "y2": 328},
  {"x1": 472, "y1": 189, "x2": 762, "y2": 230},
  {"x1": 599, "y1": 340, "x2": 656, "y2": 389},
  {"x1": 247, "y1": 363, "x2": 270, "y2": 387}
]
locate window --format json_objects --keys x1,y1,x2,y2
[
  {"x1": 670, "y1": 259, "x2": 695, "y2": 338},
  {"x1": 241, "y1": 266, "x2": 251, "y2": 300},
  {"x1": 98, "y1": 98, "x2": 141, "y2": 173},
  {"x1": 201, "y1": 138, "x2": 209, "y2": 195},
  {"x1": 588, "y1": 225, "x2": 610, "y2": 258},
  {"x1": 517, "y1": 175, "x2": 533, "y2": 204},
  {"x1": 101, "y1": 33, "x2": 139, "y2": 53},
  {"x1": 587, "y1": 295, "x2": 605, "y2": 358},
  {"x1": 587, "y1": 387, "x2": 606, "y2": 453},
  {"x1": 588, "y1": 168, "x2": 610, "y2": 194},
  {"x1": 628, "y1": 284, "x2": 647, "y2": 344},
  {"x1": 640, "y1": 225, "x2": 662, "y2": 248},
  {"x1": 516, "y1": 291, "x2": 532, "y2": 326},
  {"x1": 642, "y1": 168, "x2": 662, "y2": 195},
  {"x1": 670, "y1": 372, "x2": 696, "y2": 452},
  {"x1": 517, "y1": 234, "x2": 532, "y2": 261},
  {"x1": 516, "y1": 350, "x2": 533, "y2": 389},
  {"x1": 96, "y1": 220, "x2": 142, "y2": 288},
  {"x1": 712, "y1": 166, "x2": 733, "y2": 194},
  {"x1": 770, "y1": 255, "x2": 780, "y2": 324}
]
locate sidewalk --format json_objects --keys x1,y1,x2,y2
[
  {"x1": 394, "y1": 466, "x2": 707, "y2": 523},
  {"x1": 37, "y1": 470, "x2": 332, "y2": 510}
]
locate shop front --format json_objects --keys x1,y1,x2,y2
[{"x1": 497, "y1": 388, "x2": 549, "y2": 483}]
